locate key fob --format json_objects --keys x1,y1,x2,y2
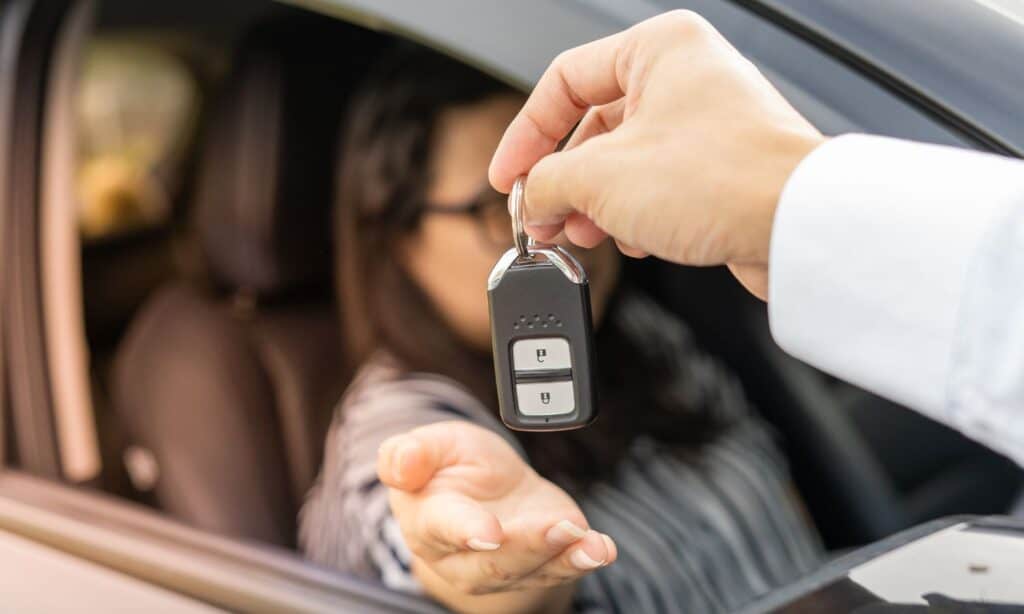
[{"x1": 487, "y1": 245, "x2": 598, "y2": 431}]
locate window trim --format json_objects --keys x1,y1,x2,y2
[
  {"x1": 0, "y1": 0, "x2": 77, "y2": 477},
  {"x1": 727, "y1": 0, "x2": 1024, "y2": 157},
  {"x1": 40, "y1": 0, "x2": 100, "y2": 482}
]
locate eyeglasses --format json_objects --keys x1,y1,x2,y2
[{"x1": 423, "y1": 187, "x2": 512, "y2": 250}]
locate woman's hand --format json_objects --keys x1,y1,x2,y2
[{"x1": 378, "y1": 421, "x2": 616, "y2": 613}]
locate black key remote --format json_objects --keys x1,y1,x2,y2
[{"x1": 487, "y1": 178, "x2": 597, "y2": 431}]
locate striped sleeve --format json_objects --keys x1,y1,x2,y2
[{"x1": 298, "y1": 358, "x2": 517, "y2": 592}]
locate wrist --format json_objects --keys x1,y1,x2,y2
[
  {"x1": 414, "y1": 557, "x2": 576, "y2": 614},
  {"x1": 749, "y1": 130, "x2": 828, "y2": 264}
]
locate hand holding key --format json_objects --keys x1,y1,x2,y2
[
  {"x1": 488, "y1": 10, "x2": 825, "y2": 299},
  {"x1": 378, "y1": 421, "x2": 616, "y2": 613}
]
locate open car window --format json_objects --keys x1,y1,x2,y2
[{"x1": 75, "y1": 38, "x2": 201, "y2": 241}]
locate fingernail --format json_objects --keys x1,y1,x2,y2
[
  {"x1": 570, "y1": 548, "x2": 605, "y2": 570},
  {"x1": 391, "y1": 440, "x2": 416, "y2": 482},
  {"x1": 600, "y1": 534, "x2": 615, "y2": 565},
  {"x1": 546, "y1": 520, "x2": 587, "y2": 548},
  {"x1": 467, "y1": 538, "x2": 501, "y2": 552}
]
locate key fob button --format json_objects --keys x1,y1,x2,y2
[
  {"x1": 515, "y1": 380, "x2": 575, "y2": 416},
  {"x1": 512, "y1": 337, "x2": 572, "y2": 371}
]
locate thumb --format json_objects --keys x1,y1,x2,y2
[
  {"x1": 523, "y1": 136, "x2": 612, "y2": 232},
  {"x1": 380, "y1": 421, "x2": 526, "y2": 494},
  {"x1": 379, "y1": 420, "x2": 488, "y2": 492},
  {"x1": 378, "y1": 430, "x2": 445, "y2": 492}
]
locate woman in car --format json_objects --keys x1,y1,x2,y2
[{"x1": 300, "y1": 45, "x2": 822, "y2": 614}]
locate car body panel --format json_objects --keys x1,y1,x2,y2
[
  {"x1": 291, "y1": 0, "x2": 976, "y2": 148},
  {"x1": 740, "y1": 515, "x2": 1024, "y2": 612},
  {"x1": 0, "y1": 529, "x2": 221, "y2": 613},
  {"x1": 0, "y1": 471, "x2": 445, "y2": 613},
  {"x1": 745, "y1": 0, "x2": 1024, "y2": 155}
]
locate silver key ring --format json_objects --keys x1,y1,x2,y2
[{"x1": 509, "y1": 176, "x2": 532, "y2": 259}]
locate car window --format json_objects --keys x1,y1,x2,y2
[{"x1": 75, "y1": 38, "x2": 200, "y2": 240}]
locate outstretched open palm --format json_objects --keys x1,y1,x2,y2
[{"x1": 378, "y1": 421, "x2": 616, "y2": 598}]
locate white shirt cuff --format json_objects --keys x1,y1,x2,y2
[{"x1": 768, "y1": 134, "x2": 1022, "y2": 423}]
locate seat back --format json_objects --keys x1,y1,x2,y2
[{"x1": 113, "y1": 15, "x2": 381, "y2": 546}]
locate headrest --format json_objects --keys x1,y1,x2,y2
[{"x1": 194, "y1": 15, "x2": 379, "y2": 296}]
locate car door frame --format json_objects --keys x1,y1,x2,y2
[
  {"x1": 4, "y1": 0, "x2": 1021, "y2": 560},
  {"x1": 731, "y1": 0, "x2": 1024, "y2": 156},
  {"x1": 0, "y1": 470, "x2": 447, "y2": 613},
  {"x1": 0, "y1": 0, "x2": 80, "y2": 477}
]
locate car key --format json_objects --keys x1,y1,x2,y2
[{"x1": 487, "y1": 177, "x2": 597, "y2": 431}]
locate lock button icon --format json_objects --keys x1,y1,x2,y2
[{"x1": 514, "y1": 380, "x2": 574, "y2": 416}]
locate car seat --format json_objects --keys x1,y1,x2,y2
[{"x1": 112, "y1": 16, "x2": 381, "y2": 547}]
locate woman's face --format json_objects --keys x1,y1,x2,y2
[{"x1": 400, "y1": 94, "x2": 620, "y2": 351}]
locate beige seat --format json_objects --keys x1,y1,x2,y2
[{"x1": 113, "y1": 16, "x2": 383, "y2": 546}]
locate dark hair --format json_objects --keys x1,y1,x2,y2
[{"x1": 335, "y1": 44, "x2": 721, "y2": 493}]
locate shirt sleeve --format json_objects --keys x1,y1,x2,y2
[
  {"x1": 298, "y1": 366, "x2": 520, "y2": 593},
  {"x1": 768, "y1": 134, "x2": 1024, "y2": 466}
]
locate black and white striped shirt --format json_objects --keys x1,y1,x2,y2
[{"x1": 300, "y1": 295, "x2": 822, "y2": 612}]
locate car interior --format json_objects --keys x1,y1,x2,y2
[
  {"x1": 110, "y1": 10, "x2": 381, "y2": 548},
  {"x1": 4, "y1": 0, "x2": 1022, "y2": 589}
]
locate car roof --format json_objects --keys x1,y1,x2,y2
[
  {"x1": 284, "y1": 0, "x2": 621, "y2": 87},
  {"x1": 288, "y1": 0, "x2": 1024, "y2": 155}
]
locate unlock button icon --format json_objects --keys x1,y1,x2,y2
[
  {"x1": 540, "y1": 391, "x2": 551, "y2": 404},
  {"x1": 512, "y1": 338, "x2": 571, "y2": 371}
]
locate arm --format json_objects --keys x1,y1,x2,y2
[{"x1": 770, "y1": 134, "x2": 1024, "y2": 466}]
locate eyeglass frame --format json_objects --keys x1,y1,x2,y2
[{"x1": 421, "y1": 186, "x2": 512, "y2": 250}]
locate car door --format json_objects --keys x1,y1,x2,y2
[{"x1": 0, "y1": 470, "x2": 445, "y2": 612}]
